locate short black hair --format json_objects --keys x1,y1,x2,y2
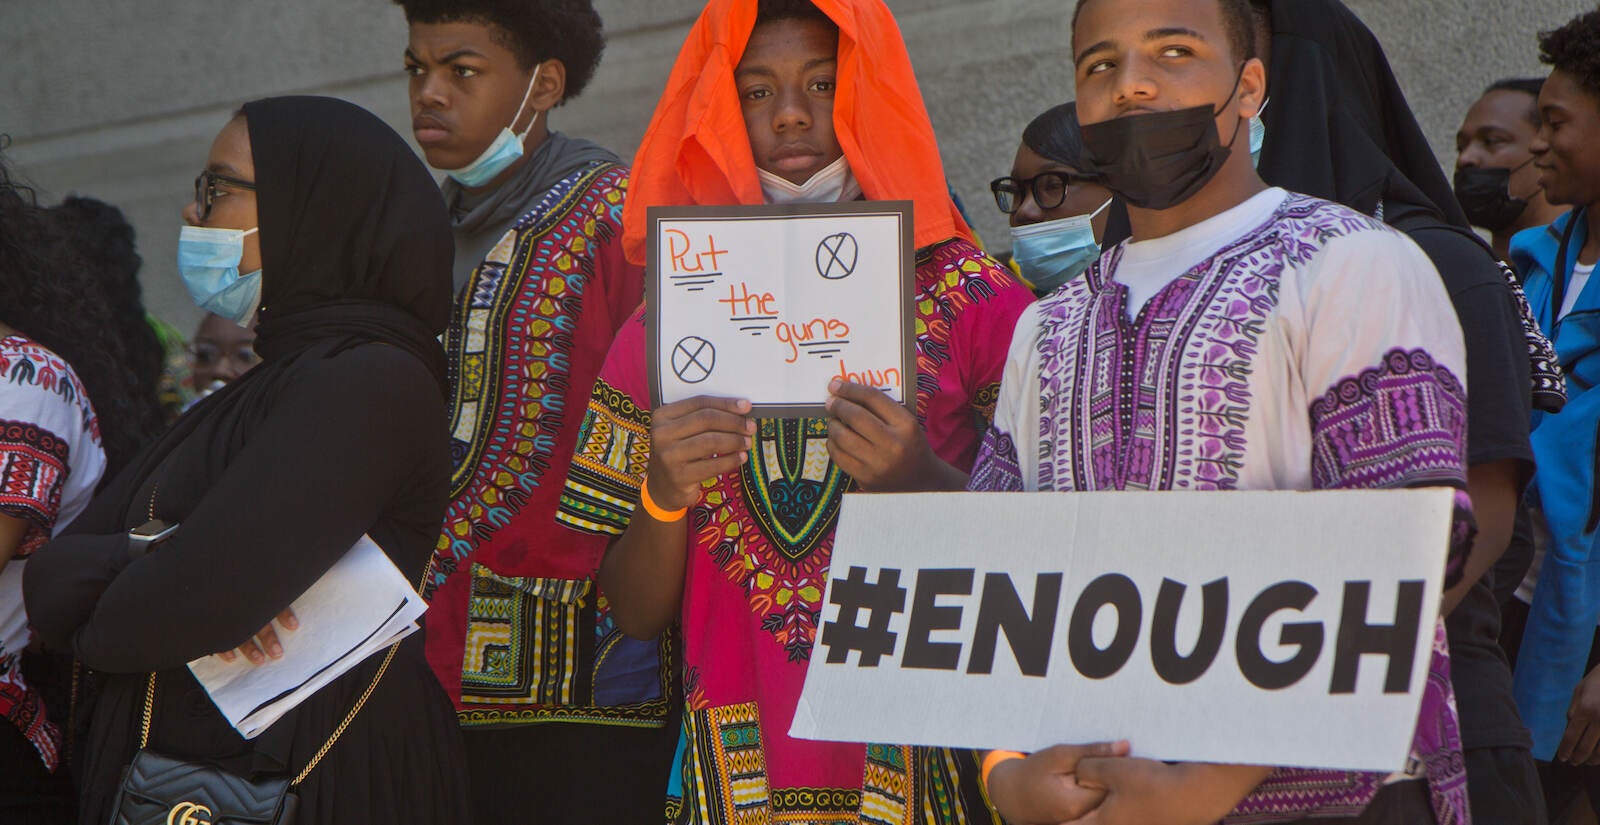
[
  {"x1": 1540, "y1": 9, "x2": 1600, "y2": 103},
  {"x1": 1485, "y1": 77, "x2": 1545, "y2": 128},
  {"x1": 755, "y1": 0, "x2": 834, "y2": 29},
  {"x1": 1073, "y1": 0, "x2": 1256, "y2": 65},
  {"x1": 1022, "y1": 102, "x2": 1086, "y2": 168},
  {"x1": 394, "y1": 0, "x2": 606, "y2": 102}
]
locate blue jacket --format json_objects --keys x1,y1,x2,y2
[{"x1": 1512, "y1": 208, "x2": 1598, "y2": 758}]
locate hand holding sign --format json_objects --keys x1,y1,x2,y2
[
  {"x1": 825, "y1": 379, "x2": 959, "y2": 492},
  {"x1": 1069, "y1": 759, "x2": 1274, "y2": 825},
  {"x1": 985, "y1": 742, "x2": 1128, "y2": 825},
  {"x1": 647, "y1": 396, "x2": 755, "y2": 512}
]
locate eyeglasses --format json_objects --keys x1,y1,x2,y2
[
  {"x1": 189, "y1": 342, "x2": 261, "y2": 371},
  {"x1": 193, "y1": 170, "x2": 256, "y2": 221},
  {"x1": 990, "y1": 171, "x2": 1078, "y2": 215}
]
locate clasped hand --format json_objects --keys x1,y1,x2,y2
[
  {"x1": 991, "y1": 745, "x2": 1273, "y2": 825},
  {"x1": 215, "y1": 608, "x2": 298, "y2": 665}
]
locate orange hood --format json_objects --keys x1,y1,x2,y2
[{"x1": 621, "y1": 0, "x2": 971, "y2": 264}]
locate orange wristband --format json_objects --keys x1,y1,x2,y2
[
  {"x1": 639, "y1": 478, "x2": 688, "y2": 523},
  {"x1": 981, "y1": 750, "x2": 1025, "y2": 795}
]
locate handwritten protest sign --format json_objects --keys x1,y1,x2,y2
[
  {"x1": 790, "y1": 489, "x2": 1454, "y2": 772},
  {"x1": 647, "y1": 202, "x2": 914, "y2": 416}
]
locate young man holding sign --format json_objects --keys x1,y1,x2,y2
[
  {"x1": 556, "y1": 0, "x2": 1032, "y2": 821},
  {"x1": 969, "y1": 0, "x2": 1473, "y2": 823}
]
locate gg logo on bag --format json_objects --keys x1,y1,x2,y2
[{"x1": 166, "y1": 801, "x2": 213, "y2": 825}]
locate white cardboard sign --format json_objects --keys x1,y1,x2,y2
[
  {"x1": 647, "y1": 202, "x2": 914, "y2": 416},
  {"x1": 790, "y1": 489, "x2": 1454, "y2": 772}
]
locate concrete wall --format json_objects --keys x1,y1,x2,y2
[{"x1": 2, "y1": 0, "x2": 1589, "y2": 331}]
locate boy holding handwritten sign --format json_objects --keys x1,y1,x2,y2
[
  {"x1": 967, "y1": 0, "x2": 1475, "y2": 823},
  {"x1": 556, "y1": 0, "x2": 1031, "y2": 821}
]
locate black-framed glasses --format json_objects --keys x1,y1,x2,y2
[
  {"x1": 990, "y1": 171, "x2": 1077, "y2": 215},
  {"x1": 188, "y1": 341, "x2": 261, "y2": 371},
  {"x1": 193, "y1": 170, "x2": 256, "y2": 221}
]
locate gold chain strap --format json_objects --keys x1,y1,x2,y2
[
  {"x1": 291, "y1": 642, "x2": 398, "y2": 785},
  {"x1": 139, "y1": 672, "x2": 155, "y2": 749},
  {"x1": 135, "y1": 484, "x2": 428, "y2": 788},
  {"x1": 137, "y1": 484, "x2": 160, "y2": 752}
]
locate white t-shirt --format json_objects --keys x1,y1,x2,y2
[
  {"x1": 1559, "y1": 261, "x2": 1596, "y2": 320},
  {"x1": 1114, "y1": 187, "x2": 1287, "y2": 319}
]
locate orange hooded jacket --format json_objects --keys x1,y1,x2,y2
[{"x1": 620, "y1": 0, "x2": 973, "y2": 265}]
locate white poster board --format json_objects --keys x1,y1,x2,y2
[
  {"x1": 647, "y1": 202, "x2": 914, "y2": 416},
  {"x1": 790, "y1": 489, "x2": 1454, "y2": 772}
]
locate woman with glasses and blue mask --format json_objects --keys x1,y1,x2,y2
[
  {"x1": 991, "y1": 102, "x2": 1114, "y2": 296},
  {"x1": 994, "y1": 99, "x2": 1268, "y2": 299},
  {"x1": 23, "y1": 96, "x2": 470, "y2": 825}
]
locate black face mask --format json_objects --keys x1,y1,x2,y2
[
  {"x1": 1453, "y1": 162, "x2": 1534, "y2": 233},
  {"x1": 1077, "y1": 71, "x2": 1247, "y2": 211}
]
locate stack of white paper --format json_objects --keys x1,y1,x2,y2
[{"x1": 187, "y1": 535, "x2": 426, "y2": 739}]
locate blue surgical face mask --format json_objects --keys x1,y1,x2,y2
[
  {"x1": 178, "y1": 225, "x2": 262, "y2": 326},
  {"x1": 1009, "y1": 198, "x2": 1112, "y2": 294},
  {"x1": 1249, "y1": 97, "x2": 1270, "y2": 168},
  {"x1": 445, "y1": 66, "x2": 543, "y2": 188}
]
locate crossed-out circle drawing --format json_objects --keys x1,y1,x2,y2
[
  {"x1": 672, "y1": 336, "x2": 716, "y2": 384},
  {"x1": 816, "y1": 233, "x2": 859, "y2": 280}
]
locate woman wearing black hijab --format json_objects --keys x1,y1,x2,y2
[
  {"x1": 23, "y1": 97, "x2": 469, "y2": 824},
  {"x1": 1247, "y1": 3, "x2": 1552, "y2": 824}
]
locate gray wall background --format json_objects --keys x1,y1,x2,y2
[{"x1": 1, "y1": 0, "x2": 1589, "y2": 331}]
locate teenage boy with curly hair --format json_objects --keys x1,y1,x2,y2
[{"x1": 392, "y1": 1, "x2": 664, "y2": 821}]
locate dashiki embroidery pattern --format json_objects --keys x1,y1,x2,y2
[
  {"x1": 1307, "y1": 349, "x2": 1467, "y2": 491},
  {"x1": 969, "y1": 194, "x2": 1472, "y2": 825},
  {"x1": 560, "y1": 237, "x2": 1033, "y2": 824},
  {"x1": 1494, "y1": 258, "x2": 1566, "y2": 413},
  {"x1": 423, "y1": 162, "x2": 662, "y2": 729},
  {"x1": 0, "y1": 336, "x2": 105, "y2": 771}
]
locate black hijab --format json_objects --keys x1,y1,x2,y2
[
  {"x1": 245, "y1": 96, "x2": 452, "y2": 391},
  {"x1": 1251, "y1": 0, "x2": 1564, "y2": 413},
  {"x1": 91, "y1": 97, "x2": 454, "y2": 526},
  {"x1": 1253, "y1": 0, "x2": 1470, "y2": 230}
]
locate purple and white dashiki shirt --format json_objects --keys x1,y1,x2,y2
[{"x1": 970, "y1": 189, "x2": 1472, "y2": 825}]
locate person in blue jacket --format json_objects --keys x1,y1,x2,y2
[{"x1": 1509, "y1": 8, "x2": 1600, "y2": 801}]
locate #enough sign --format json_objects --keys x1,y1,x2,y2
[{"x1": 789, "y1": 489, "x2": 1454, "y2": 772}]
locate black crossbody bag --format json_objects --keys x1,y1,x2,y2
[{"x1": 107, "y1": 642, "x2": 399, "y2": 825}]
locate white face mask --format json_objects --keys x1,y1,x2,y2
[{"x1": 758, "y1": 155, "x2": 863, "y2": 205}]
